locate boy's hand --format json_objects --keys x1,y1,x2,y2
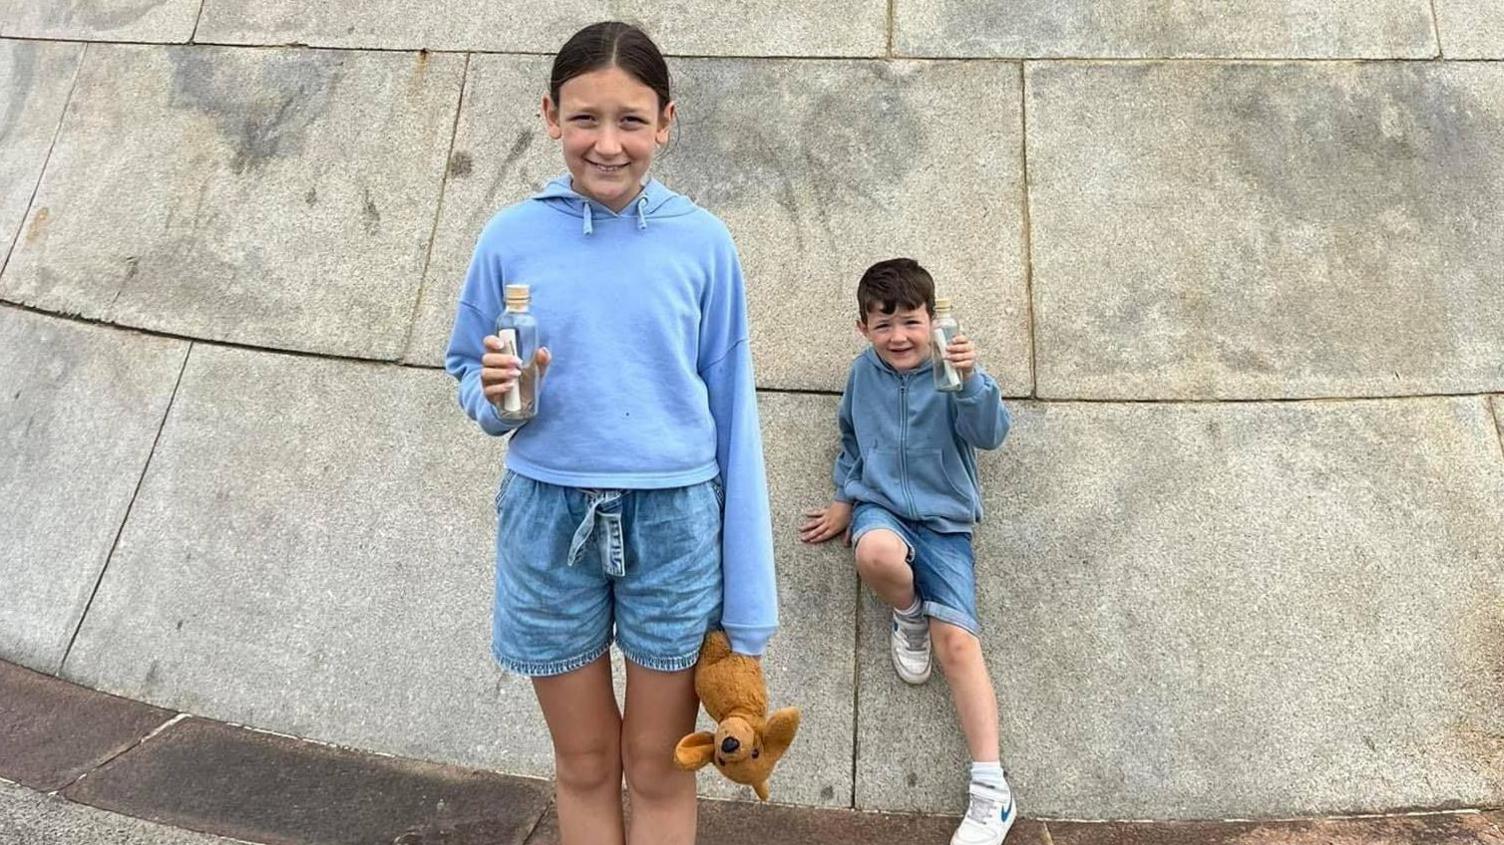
[
  {"x1": 481, "y1": 336, "x2": 551, "y2": 402},
  {"x1": 800, "y1": 501, "x2": 852, "y2": 545},
  {"x1": 945, "y1": 334, "x2": 978, "y2": 382}
]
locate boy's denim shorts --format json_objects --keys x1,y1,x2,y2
[
  {"x1": 492, "y1": 470, "x2": 724, "y2": 677},
  {"x1": 850, "y1": 502, "x2": 980, "y2": 635}
]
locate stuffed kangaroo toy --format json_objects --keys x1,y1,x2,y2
[{"x1": 673, "y1": 630, "x2": 800, "y2": 800}]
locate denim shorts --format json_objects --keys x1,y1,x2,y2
[
  {"x1": 850, "y1": 502, "x2": 980, "y2": 635},
  {"x1": 492, "y1": 470, "x2": 724, "y2": 677}
]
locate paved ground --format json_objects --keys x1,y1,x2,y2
[{"x1": 3, "y1": 661, "x2": 1500, "y2": 844}]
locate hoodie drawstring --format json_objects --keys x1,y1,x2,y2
[{"x1": 577, "y1": 192, "x2": 650, "y2": 236}]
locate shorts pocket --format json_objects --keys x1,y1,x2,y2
[{"x1": 494, "y1": 469, "x2": 519, "y2": 512}]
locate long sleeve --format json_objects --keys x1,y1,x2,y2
[
  {"x1": 952, "y1": 368, "x2": 1010, "y2": 450},
  {"x1": 698, "y1": 238, "x2": 777, "y2": 657},
  {"x1": 832, "y1": 376, "x2": 859, "y2": 502},
  {"x1": 445, "y1": 227, "x2": 523, "y2": 438}
]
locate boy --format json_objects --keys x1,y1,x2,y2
[{"x1": 800, "y1": 258, "x2": 1014, "y2": 845}]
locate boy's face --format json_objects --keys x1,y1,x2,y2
[{"x1": 858, "y1": 305, "x2": 934, "y2": 372}]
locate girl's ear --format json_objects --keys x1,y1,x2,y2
[
  {"x1": 655, "y1": 100, "x2": 677, "y2": 147},
  {"x1": 542, "y1": 95, "x2": 563, "y2": 140}
]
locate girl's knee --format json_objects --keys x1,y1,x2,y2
[
  {"x1": 931, "y1": 623, "x2": 982, "y2": 672},
  {"x1": 622, "y1": 737, "x2": 692, "y2": 799},
  {"x1": 555, "y1": 744, "x2": 621, "y2": 794}
]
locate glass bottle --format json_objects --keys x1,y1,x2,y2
[
  {"x1": 494, "y1": 284, "x2": 539, "y2": 421},
  {"x1": 932, "y1": 297, "x2": 963, "y2": 392}
]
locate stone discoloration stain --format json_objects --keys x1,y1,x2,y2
[
  {"x1": 658, "y1": 60, "x2": 924, "y2": 258},
  {"x1": 664, "y1": 61, "x2": 921, "y2": 216},
  {"x1": 1, "y1": 43, "x2": 38, "y2": 147},
  {"x1": 46, "y1": 0, "x2": 173, "y2": 31},
  {"x1": 361, "y1": 188, "x2": 381, "y2": 234},
  {"x1": 1028, "y1": 61, "x2": 1504, "y2": 398},
  {"x1": 477, "y1": 132, "x2": 537, "y2": 210},
  {"x1": 24, "y1": 208, "x2": 50, "y2": 245},
  {"x1": 167, "y1": 48, "x2": 341, "y2": 176},
  {"x1": 1222, "y1": 63, "x2": 1504, "y2": 383}
]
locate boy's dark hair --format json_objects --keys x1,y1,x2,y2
[
  {"x1": 550, "y1": 22, "x2": 672, "y2": 111},
  {"x1": 857, "y1": 258, "x2": 935, "y2": 322}
]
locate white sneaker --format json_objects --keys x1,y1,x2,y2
[
  {"x1": 950, "y1": 781, "x2": 1016, "y2": 845},
  {"x1": 890, "y1": 611, "x2": 931, "y2": 685}
]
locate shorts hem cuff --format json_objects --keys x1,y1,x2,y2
[
  {"x1": 619, "y1": 647, "x2": 700, "y2": 673},
  {"x1": 922, "y1": 602, "x2": 980, "y2": 636},
  {"x1": 492, "y1": 639, "x2": 612, "y2": 678}
]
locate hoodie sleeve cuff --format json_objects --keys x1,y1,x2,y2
[
  {"x1": 724, "y1": 624, "x2": 776, "y2": 657},
  {"x1": 478, "y1": 401, "x2": 524, "y2": 437},
  {"x1": 955, "y1": 368, "x2": 993, "y2": 401}
]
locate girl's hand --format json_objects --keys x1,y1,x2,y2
[
  {"x1": 800, "y1": 501, "x2": 853, "y2": 545},
  {"x1": 481, "y1": 337, "x2": 550, "y2": 402},
  {"x1": 945, "y1": 334, "x2": 977, "y2": 382}
]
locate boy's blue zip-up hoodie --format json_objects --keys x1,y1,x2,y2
[
  {"x1": 834, "y1": 348, "x2": 1010, "y2": 533},
  {"x1": 445, "y1": 176, "x2": 777, "y2": 656}
]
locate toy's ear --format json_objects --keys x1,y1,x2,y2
[
  {"x1": 764, "y1": 708, "x2": 801, "y2": 756},
  {"x1": 674, "y1": 732, "x2": 716, "y2": 771},
  {"x1": 753, "y1": 780, "x2": 770, "y2": 801}
]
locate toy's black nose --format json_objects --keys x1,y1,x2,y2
[{"x1": 720, "y1": 737, "x2": 740, "y2": 754}]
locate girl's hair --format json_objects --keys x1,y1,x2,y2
[
  {"x1": 550, "y1": 22, "x2": 672, "y2": 111},
  {"x1": 858, "y1": 258, "x2": 936, "y2": 321}
]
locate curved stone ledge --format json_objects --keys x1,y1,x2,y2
[{"x1": 3, "y1": 309, "x2": 1499, "y2": 818}]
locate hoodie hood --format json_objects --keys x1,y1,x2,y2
[{"x1": 531, "y1": 174, "x2": 697, "y2": 235}]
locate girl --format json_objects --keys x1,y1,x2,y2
[{"x1": 444, "y1": 21, "x2": 778, "y2": 845}]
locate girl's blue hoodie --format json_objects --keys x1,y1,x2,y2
[{"x1": 445, "y1": 176, "x2": 777, "y2": 657}]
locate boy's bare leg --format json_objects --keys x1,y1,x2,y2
[
  {"x1": 533, "y1": 656, "x2": 627, "y2": 845},
  {"x1": 854, "y1": 529, "x2": 916, "y2": 608},
  {"x1": 930, "y1": 619, "x2": 1000, "y2": 762},
  {"x1": 621, "y1": 661, "x2": 700, "y2": 845}
]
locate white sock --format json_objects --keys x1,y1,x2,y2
[
  {"x1": 895, "y1": 596, "x2": 924, "y2": 625},
  {"x1": 970, "y1": 761, "x2": 1010, "y2": 801}
]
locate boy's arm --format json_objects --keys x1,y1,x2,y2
[
  {"x1": 832, "y1": 377, "x2": 859, "y2": 502},
  {"x1": 952, "y1": 369, "x2": 1011, "y2": 450}
]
